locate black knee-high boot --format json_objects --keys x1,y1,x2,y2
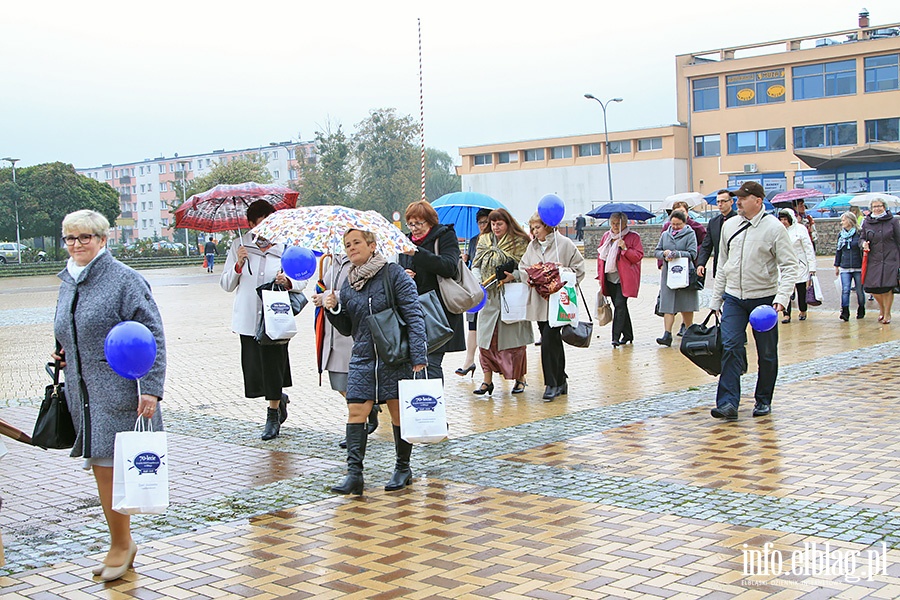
[
  {"x1": 331, "y1": 422, "x2": 367, "y2": 495},
  {"x1": 385, "y1": 425, "x2": 413, "y2": 491}
]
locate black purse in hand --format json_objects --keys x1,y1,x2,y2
[{"x1": 32, "y1": 358, "x2": 76, "y2": 450}]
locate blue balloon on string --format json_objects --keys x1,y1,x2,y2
[
  {"x1": 281, "y1": 246, "x2": 316, "y2": 280},
  {"x1": 749, "y1": 305, "x2": 778, "y2": 332},
  {"x1": 104, "y1": 321, "x2": 157, "y2": 380},
  {"x1": 466, "y1": 286, "x2": 488, "y2": 313},
  {"x1": 537, "y1": 194, "x2": 565, "y2": 227}
]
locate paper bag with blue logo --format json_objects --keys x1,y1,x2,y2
[
  {"x1": 666, "y1": 257, "x2": 690, "y2": 290},
  {"x1": 548, "y1": 269, "x2": 579, "y2": 328},
  {"x1": 398, "y1": 375, "x2": 448, "y2": 444},
  {"x1": 261, "y1": 288, "x2": 297, "y2": 341},
  {"x1": 112, "y1": 417, "x2": 169, "y2": 515}
]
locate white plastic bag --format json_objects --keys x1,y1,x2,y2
[
  {"x1": 399, "y1": 374, "x2": 448, "y2": 444},
  {"x1": 833, "y1": 276, "x2": 842, "y2": 296},
  {"x1": 500, "y1": 282, "x2": 529, "y2": 323},
  {"x1": 262, "y1": 288, "x2": 297, "y2": 341},
  {"x1": 112, "y1": 417, "x2": 169, "y2": 515},
  {"x1": 810, "y1": 274, "x2": 824, "y2": 303},
  {"x1": 666, "y1": 257, "x2": 690, "y2": 290},
  {"x1": 549, "y1": 270, "x2": 579, "y2": 327}
]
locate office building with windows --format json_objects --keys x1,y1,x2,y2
[
  {"x1": 76, "y1": 142, "x2": 313, "y2": 245},
  {"x1": 680, "y1": 12, "x2": 900, "y2": 196},
  {"x1": 458, "y1": 13, "x2": 900, "y2": 220}
]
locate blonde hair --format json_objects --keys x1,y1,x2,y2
[
  {"x1": 62, "y1": 210, "x2": 110, "y2": 238},
  {"x1": 840, "y1": 211, "x2": 858, "y2": 232},
  {"x1": 528, "y1": 212, "x2": 556, "y2": 232},
  {"x1": 343, "y1": 228, "x2": 377, "y2": 245}
]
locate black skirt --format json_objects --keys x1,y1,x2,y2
[{"x1": 239, "y1": 335, "x2": 292, "y2": 400}]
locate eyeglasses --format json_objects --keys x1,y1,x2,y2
[
  {"x1": 407, "y1": 220, "x2": 428, "y2": 229},
  {"x1": 62, "y1": 234, "x2": 98, "y2": 246}
]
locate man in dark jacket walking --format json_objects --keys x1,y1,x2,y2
[
  {"x1": 696, "y1": 189, "x2": 737, "y2": 282},
  {"x1": 204, "y1": 238, "x2": 218, "y2": 273}
]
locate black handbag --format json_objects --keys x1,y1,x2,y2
[
  {"x1": 366, "y1": 275, "x2": 410, "y2": 366},
  {"x1": 418, "y1": 290, "x2": 454, "y2": 353},
  {"x1": 32, "y1": 358, "x2": 76, "y2": 450},
  {"x1": 679, "y1": 310, "x2": 722, "y2": 376},
  {"x1": 689, "y1": 264, "x2": 705, "y2": 291},
  {"x1": 561, "y1": 285, "x2": 593, "y2": 348}
]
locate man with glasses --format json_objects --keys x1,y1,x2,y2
[
  {"x1": 696, "y1": 189, "x2": 737, "y2": 281},
  {"x1": 709, "y1": 181, "x2": 799, "y2": 421}
]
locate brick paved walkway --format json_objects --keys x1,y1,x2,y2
[{"x1": 1, "y1": 259, "x2": 899, "y2": 598}]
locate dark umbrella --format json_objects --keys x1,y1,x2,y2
[
  {"x1": 587, "y1": 202, "x2": 654, "y2": 221},
  {"x1": 0, "y1": 417, "x2": 32, "y2": 445},
  {"x1": 313, "y1": 254, "x2": 332, "y2": 386}
]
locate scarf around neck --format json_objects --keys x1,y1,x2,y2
[
  {"x1": 347, "y1": 253, "x2": 388, "y2": 291},
  {"x1": 598, "y1": 227, "x2": 630, "y2": 273},
  {"x1": 837, "y1": 227, "x2": 855, "y2": 251},
  {"x1": 475, "y1": 231, "x2": 528, "y2": 277}
]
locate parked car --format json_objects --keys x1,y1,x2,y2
[{"x1": 0, "y1": 242, "x2": 29, "y2": 264}]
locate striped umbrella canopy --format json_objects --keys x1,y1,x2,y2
[{"x1": 174, "y1": 182, "x2": 299, "y2": 233}]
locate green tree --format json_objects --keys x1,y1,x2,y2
[
  {"x1": 425, "y1": 147, "x2": 461, "y2": 201},
  {"x1": 297, "y1": 121, "x2": 353, "y2": 207},
  {"x1": 352, "y1": 108, "x2": 420, "y2": 217},
  {"x1": 0, "y1": 162, "x2": 119, "y2": 259}
]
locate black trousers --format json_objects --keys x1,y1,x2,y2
[
  {"x1": 426, "y1": 351, "x2": 445, "y2": 380},
  {"x1": 785, "y1": 281, "x2": 808, "y2": 315},
  {"x1": 240, "y1": 335, "x2": 292, "y2": 400},
  {"x1": 537, "y1": 321, "x2": 566, "y2": 387},
  {"x1": 606, "y1": 280, "x2": 633, "y2": 342}
]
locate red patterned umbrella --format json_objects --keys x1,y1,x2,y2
[
  {"x1": 770, "y1": 188, "x2": 824, "y2": 207},
  {"x1": 173, "y1": 182, "x2": 299, "y2": 233}
]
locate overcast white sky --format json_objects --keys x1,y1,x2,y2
[{"x1": 1, "y1": 1, "x2": 897, "y2": 169}]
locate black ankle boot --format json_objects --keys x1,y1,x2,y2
[
  {"x1": 385, "y1": 425, "x2": 413, "y2": 491},
  {"x1": 857, "y1": 306, "x2": 865, "y2": 319},
  {"x1": 278, "y1": 393, "x2": 290, "y2": 424},
  {"x1": 840, "y1": 306, "x2": 850, "y2": 321},
  {"x1": 261, "y1": 408, "x2": 280, "y2": 440},
  {"x1": 656, "y1": 331, "x2": 673, "y2": 347},
  {"x1": 367, "y1": 404, "x2": 380, "y2": 435},
  {"x1": 332, "y1": 422, "x2": 367, "y2": 495}
]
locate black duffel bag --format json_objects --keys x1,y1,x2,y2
[{"x1": 679, "y1": 310, "x2": 722, "y2": 376}]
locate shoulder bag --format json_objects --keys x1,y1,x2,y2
[
  {"x1": 679, "y1": 310, "x2": 722, "y2": 376},
  {"x1": 32, "y1": 354, "x2": 76, "y2": 450},
  {"x1": 561, "y1": 285, "x2": 593, "y2": 348},
  {"x1": 418, "y1": 290, "x2": 454, "y2": 352},
  {"x1": 434, "y1": 240, "x2": 483, "y2": 314},
  {"x1": 596, "y1": 291, "x2": 613, "y2": 327},
  {"x1": 366, "y1": 273, "x2": 410, "y2": 366}
]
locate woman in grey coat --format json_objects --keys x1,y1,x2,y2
[
  {"x1": 654, "y1": 209, "x2": 699, "y2": 346},
  {"x1": 52, "y1": 210, "x2": 166, "y2": 582},
  {"x1": 861, "y1": 197, "x2": 900, "y2": 323},
  {"x1": 325, "y1": 229, "x2": 427, "y2": 495}
]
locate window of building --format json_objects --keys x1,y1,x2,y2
[
  {"x1": 148, "y1": 201, "x2": 153, "y2": 209},
  {"x1": 793, "y1": 59, "x2": 857, "y2": 100},
  {"x1": 273, "y1": 170, "x2": 280, "y2": 179},
  {"x1": 147, "y1": 183, "x2": 152, "y2": 192},
  {"x1": 727, "y1": 128, "x2": 786, "y2": 154},
  {"x1": 139, "y1": 166, "x2": 144, "y2": 176},
  {"x1": 140, "y1": 184, "x2": 145, "y2": 193},
  {"x1": 132, "y1": 186, "x2": 136, "y2": 194},
  {"x1": 551, "y1": 146, "x2": 572, "y2": 159},
  {"x1": 637, "y1": 138, "x2": 662, "y2": 152},
  {"x1": 692, "y1": 77, "x2": 719, "y2": 111},
  {"x1": 473, "y1": 154, "x2": 492, "y2": 166},
  {"x1": 158, "y1": 164, "x2": 165, "y2": 174},
  {"x1": 142, "y1": 219, "x2": 147, "y2": 228},
  {"x1": 726, "y1": 69, "x2": 786, "y2": 107},
  {"x1": 160, "y1": 182, "x2": 168, "y2": 192},
  {"x1": 866, "y1": 118, "x2": 900, "y2": 143},
  {"x1": 865, "y1": 54, "x2": 900, "y2": 93},
  {"x1": 289, "y1": 168, "x2": 297, "y2": 179},
  {"x1": 524, "y1": 148, "x2": 545, "y2": 161},
  {"x1": 793, "y1": 122, "x2": 857, "y2": 148},
  {"x1": 579, "y1": 143, "x2": 601, "y2": 157},
  {"x1": 694, "y1": 134, "x2": 721, "y2": 157},
  {"x1": 161, "y1": 218, "x2": 168, "y2": 226},
  {"x1": 498, "y1": 151, "x2": 518, "y2": 164},
  {"x1": 141, "y1": 202, "x2": 146, "y2": 211},
  {"x1": 608, "y1": 140, "x2": 631, "y2": 154},
  {"x1": 105, "y1": 170, "x2": 112, "y2": 179}
]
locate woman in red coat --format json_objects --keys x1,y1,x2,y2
[{"x1": 597, "y1": 212, "x2": 644, "y2": 346}]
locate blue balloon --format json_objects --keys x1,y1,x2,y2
[
  {"x1": 466, "y1": 286, "x2": 488, "y2": 313},
  {"x1": 749, "y1": 305, "x2": 778, "y2": 332},
  {"x1": 104, "y1": 321, "x2": 157, "y2": 380},
  {"x1": 281, "y1": 246, "x2": 316, "y2": 280},
  {"x1": 537, "y1": 194, "x2": 565, "y2": 227}
]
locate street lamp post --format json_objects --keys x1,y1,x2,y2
[
  {"x1": 178, "y1": 161, "x2": 189, "y2": 256},
  {"x1": 583, "y1": 94, "x2": 623, "y2": 201},
  {"x1": 2, "y1": 157, "x2": 21, "y2": 263}
]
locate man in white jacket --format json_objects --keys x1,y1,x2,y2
[{"x1": 709, "y1": 182, "x2": 800, "y2": 420}]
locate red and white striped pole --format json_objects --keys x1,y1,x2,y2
[{"x1": 419, "y1": 18, "x2": 427, "y2": 203}]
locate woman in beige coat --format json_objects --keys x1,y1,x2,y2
[{"x1": 521, "y1": 213, "x2": 585, "y2": 401}]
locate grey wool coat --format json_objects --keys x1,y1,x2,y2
[
  {"x1": 55, "y1": 251, "x2": 166, "y2": 459},
  {"x1": 326, "y1": 262, "x2": 427, "y2": 402},
  {"x1": 654, "y1": 227, "x2": 700, "y2": 314}
]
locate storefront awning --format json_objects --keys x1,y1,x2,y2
[{"x1": 794, "y1": 144, "x2": 900, "y2": 169}]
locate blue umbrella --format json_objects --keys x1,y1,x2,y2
[
  {"x1": 432, "y1": 192, "x2": 506, "y2": 239},
  {"x1": 815, "y1": 194, "x2": 854, "y2": 211},
  {"x1": 587, "y1": 202, "x2": 654, "y2": 222}
]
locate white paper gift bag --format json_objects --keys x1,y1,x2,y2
[
  {"x1": 262, "y1": 289, "x2": 298, "y2": 341},
  {"x1": 112, "y1": 417, "x2": 169, "y2": 515},
  {"x1": 549, "y1": 269, "x2": 579, "y2": 327},
  {"x1": 500, "y1": 282, "x2": 529, "y2": 323},
  {"x1": 666, "y1": 257, "x2": 690, "y2": 290},
  {"x1": 399, "y1": 375, "x2": 448, "y2": 444}
]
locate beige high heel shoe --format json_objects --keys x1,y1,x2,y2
[{"x1": 98, "y1": 542, "x2": 137, "y2": 582}]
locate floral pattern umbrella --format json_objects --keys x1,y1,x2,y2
[
  {"x1": 249, "y1": 205, "x2": 416, "y2": 256},
  {"x1": 173, "y1": 182, "x2": 299, "y2": 233}
]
